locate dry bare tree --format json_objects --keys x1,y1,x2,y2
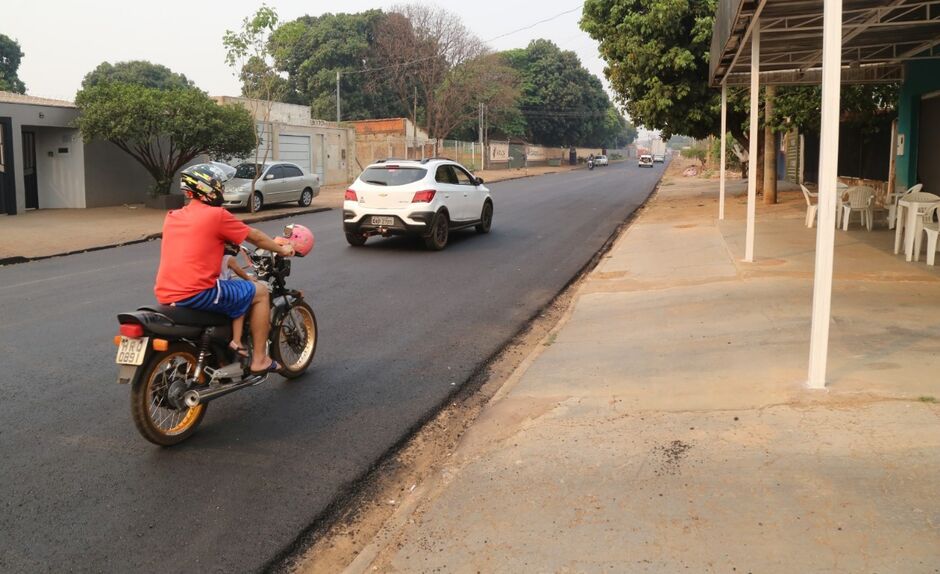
[{"x1": 373, "y1": 4, "x2": 516, "y2": 150}]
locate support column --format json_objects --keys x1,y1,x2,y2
[
  {"x1": 719, "y1": 82, "x2": 727, "y2": 220},
  {"x1": 745, "y1": 22, "x2": 760, "y2": 262},
  {"x1": 807, "y1": 0, "x2": 844, "y2": 389}
]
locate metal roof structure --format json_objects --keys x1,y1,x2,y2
[
  {"x1": 710, "y1": 0, "x2": 940, "y2": 86},
  {"x1": 0, "y1": 91, "x2": 76, "y2": 108}
]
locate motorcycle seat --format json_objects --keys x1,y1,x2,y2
[{"x1": 141, "y1": 304, "x2": 230, "y2": 327}]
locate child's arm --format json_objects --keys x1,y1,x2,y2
[{"x1": 228, "y1": 257, "x2": 252, "y2": 281}]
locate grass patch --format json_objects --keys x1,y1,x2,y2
[
  {"x1": 543, "y1": 333, "x2": 558, "y2": 347},
  {"x1": 917, "y1": 396, "x2": 937, "y2": 403}
]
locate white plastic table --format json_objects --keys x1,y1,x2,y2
[{"x1": 895, "y1": 192, "x2": 940, "y2": 261}]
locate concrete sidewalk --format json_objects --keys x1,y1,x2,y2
[
  {"x1": 0, "y1": 165, "x2": 577, "y2": 263},
  {"x1": 342, "y1": 165, "x2": 940, "y2": 572}
]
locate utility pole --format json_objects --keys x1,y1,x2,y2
[
  {"x1": 479, "y1": 102, "x2": 484, "y2": 170},
  {"x1": 336, "y1": 70, "x2": 341, "y2": 123},
  {"x1": 413, "y1": 86, "x2": 418, "y2": 159}
]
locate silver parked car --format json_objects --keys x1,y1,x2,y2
[{"x1": 223, "y1": 162, "x2": 320, "y2": 211}]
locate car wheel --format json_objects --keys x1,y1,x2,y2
[
  {"x1": 345, "y1": 232, "x2": 367, "y2": 247},
  {"x1": 424, "y1": 211, "x2": 449, "y2": 251},
  {"x1": 475, "y1": 201, "x2": 493, "y2": 234},
  {"x1": 251, "y1": 191, "x2": 264, "y2": 212},
  {"x1": 298, "y1": 188, "x2": 313, "y2": 207}
]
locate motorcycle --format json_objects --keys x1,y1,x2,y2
[
  {"x1": 588, "y1": 158, "x2": 595, "y2": 170},
  {"x1": 114, "y1": 230, "x2": 318, "y2": 446}
]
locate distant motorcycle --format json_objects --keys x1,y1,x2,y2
[
  {"x1": 588, "y1": 158, "x2": 595, "y2": 170},
  {"x1": 113, "y1": 229, "x2": 318, "y2": 446}
]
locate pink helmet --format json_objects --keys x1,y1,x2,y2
[{"x1": 282, "y1": 223, "x2": 314, "y2": 256}]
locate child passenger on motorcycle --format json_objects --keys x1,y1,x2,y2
[{"x1": 220, "y1": 242, "x2": 253, "y2": 358}]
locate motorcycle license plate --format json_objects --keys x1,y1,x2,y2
[
  {"x1": 370, "y1": 216, "x2": 394, "y2": 226},
  {"x1": 115, "y1": 337, "x2": 148, "y2": 366}
]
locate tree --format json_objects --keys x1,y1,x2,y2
[
  {"x1": 224, "y1": 4, "x2": 288, "y2": 212},
  {"x1": 269, "y1": 10, "x2": 403, "y2": 120},
  {"x1": 503, "y1": 39, "x2": 621, "y2": 147},
  {"x1": 75, "y1": 82, "x2": 255, "y2": 195},
  {"x1": 0, "y1": 34, "x2": 26, "y2": 93},
  {"x1": 81, "y1": 61, "x2": 194, "y2": 91},
  {"x1": 581, "y1": 0, "x2": 749, "y2": 147},
  {"x1": 374, "y1": 4, "x2": 511, "y2": 145},
  {"x1": 771, "y1": 84, "x2": 900, "y2": 135}
]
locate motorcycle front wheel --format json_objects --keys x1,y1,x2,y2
[
  {"x1": 271, "y1": 300, "x2": 318, "y2": 379},
  {"x1": 130, "y1": 343, "x2": 208, "y2": 446}
]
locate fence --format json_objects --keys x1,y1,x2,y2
[{"x1": 354, "y1": 134, "x2": 632, "y2": 175}]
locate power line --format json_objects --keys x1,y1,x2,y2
[{"x1": 485, "y1": 4, "x2": 584, "y2": 43}]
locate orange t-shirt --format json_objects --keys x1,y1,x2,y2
[{"x1": 154, "y1": 201, "x2": 251, "y2": 303}]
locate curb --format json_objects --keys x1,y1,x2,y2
[{"x1": 0, "y1": 206, "x2": 333, "y2": 267}]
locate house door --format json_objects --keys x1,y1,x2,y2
[
  {"x1": 23, "y1": 131, "x2": 38, "y2": 209},
  {"x1": 918, "y1": 94, "x2": 940, "y2": 195},
  {"x1": 0, "y1": 118, "x2": 14, "y2": 214}
]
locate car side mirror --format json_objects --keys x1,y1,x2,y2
[
  {"x1": 475, "y1": 177, "x2": 485, "y2": 185},
  {"x1": 264, "y1": 173, "x2": 274, "y2": 181}
]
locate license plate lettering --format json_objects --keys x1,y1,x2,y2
[
  {"x1": 115, "y1": 337, "x2": 148, "y2": 366},
  {"x1": 370, "y1": 216, "x2": 395, "y2": 226}
]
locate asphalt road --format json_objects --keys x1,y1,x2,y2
[{"x1": 0, "y1": 160, "x2": 663, "y2": 572}]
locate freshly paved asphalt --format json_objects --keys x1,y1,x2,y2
[{"x1": 0, "y1": 160, "x2": 663, "y2": 572}]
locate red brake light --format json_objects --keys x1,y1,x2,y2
[
  {"x1": 412, "y1": 190, "x2": 436, "y2": 203},
  {"x1": 345, "y1": 189, "x2": 358, "y2": 201},
  {"x1": 120, "y1": 324, "x2": 145, "y2": 338}
]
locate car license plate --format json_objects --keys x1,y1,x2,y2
[
  {"x1": 370, "y1": 216, "x2": 395, "y2": 226},
  {"x1": 115, "y1": 336, "x2": 149, "y2": 366}
]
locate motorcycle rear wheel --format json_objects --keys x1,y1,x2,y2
[
  {"x1": 130, "y1": 344, "x2": 208, "y2": 446},
  {"x1": 271, "y1": 300, "x2": 318, "y2": 379}
]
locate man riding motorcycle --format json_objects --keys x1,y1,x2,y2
[{"x1": 153, "y1": 164, "x2": 294, "y2": 376}]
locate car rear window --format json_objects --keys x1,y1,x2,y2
[{"x1": 360, "y1": 166, "x2": 427, "y2": 186}]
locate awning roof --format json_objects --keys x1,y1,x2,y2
[{"x1": 710, "y1": 0, "x2": 940, "y2": 86}]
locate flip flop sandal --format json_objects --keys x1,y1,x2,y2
[
  {"x1": 229, "y1": 341, "x2": 250, "y2": 358},
  {"x1": 249, "y1": 359, "x2": 281, "y2": 377}
]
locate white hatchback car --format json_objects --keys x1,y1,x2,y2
[{"x1": 343, "y1": 159, "x2": 493, "y2": 250}]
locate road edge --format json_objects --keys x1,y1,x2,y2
[{"x1": 0, "y1": 207, "x2": 333, "y2": 267}]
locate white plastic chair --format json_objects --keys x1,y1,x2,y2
[
  {"x1": 800, "y1": 184, "x2": 818, "y2": 228},
  {"x1": 922, "y1": 204, "x2": 940, "y2": 266},
  {"x1": 905, "y1": 192, "x2": 940, "y2": 260},
  {"x1": 841, "y1": 186, "x2": 874, "y2": 231},
  {"x1": 887, "y1": 183, "x2": 923, "y2": 230}
]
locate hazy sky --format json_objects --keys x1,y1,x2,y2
[{"x1": 5, "y1": 0, "x2": 607, "y2": 101}]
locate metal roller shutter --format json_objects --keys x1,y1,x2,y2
[{"x1": 278, "y1": 134, "x2": 312, "y2": 173}]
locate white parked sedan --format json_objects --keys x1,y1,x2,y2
[
  {"x1": 223, "y1": 162, "x2": 320, "y2": 211},
  {"x1": 343, "y1": 159, "x2": 493, "y2": 250},
  {"x1": 594, "y1": 155, "x2": 609, "y2": 166}
]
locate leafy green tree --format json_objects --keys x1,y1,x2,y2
[
  {"x1": 81, "y1": 60, "x2": 194, "y2": 91},
  {"x1": 0, "y1": 34, "x2": 26, "y2": 93},
  {"x1": 270, "y1": 10, "x2": 403, "y2": 120},
  {"x1": 772, "y1": 84, "x2": 899, "y2": 135},
  {"x1": 504, "y1": 39, "x2": 620, "y2": 147},
  {"x1": 75, "y1": 83, "x2": 255, "y2": 195},
  {"x1": 581, "y1": 0, "x2": 750, "y2": 147}
]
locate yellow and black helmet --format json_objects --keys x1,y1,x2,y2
[{"x1": 180, "y1": 163, "x2": 226, "y2": 207}]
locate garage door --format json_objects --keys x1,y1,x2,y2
[{"x1": 278, "y1": 134, "x2": 311, "y2": 173}]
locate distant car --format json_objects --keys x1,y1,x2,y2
[
  {"x1": 653, "y1": 154, "x2": 665, "y2": 163},
  {"x1": 343, "y1": 158, "x2": 493, "y2": 250},
  {"x1": 594, "y1": 155, "x2": 609, "y2": 166},
  {"x1": 638, "y1": 154, "x2": 654, "y2": 168},
  {"x1": 223, "y1": 162, "x2": 320, "y2": 211}
]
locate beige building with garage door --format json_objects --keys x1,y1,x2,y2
[{"x1": 212, "y1": 97, "x2": 355, "y2": 186}]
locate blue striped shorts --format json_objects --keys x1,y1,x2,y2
[{"x1": 175, "y1": 279, "x2": 256, "y2": 319}]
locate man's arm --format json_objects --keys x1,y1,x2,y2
[{"x1": 246, "y1": 227, "x2": 294, "y2": 257}]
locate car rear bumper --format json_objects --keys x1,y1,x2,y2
[{"x1": 343, "y1": 209, "x2": 434, "y2": 236}]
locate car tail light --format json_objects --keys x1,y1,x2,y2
[
  {"x1": 412, "y1": 190, "x2": 436, "y2": 203},
  {"x1": 120, "y1": 324, "x2": 145, "y2": 338},
  {"x1": 345, "y1": 189, "x2": 358, "y2": 201}
]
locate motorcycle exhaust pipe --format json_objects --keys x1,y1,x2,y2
[{"x1": 183, "y1": 374, "x2": 266, "y2": 407}]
